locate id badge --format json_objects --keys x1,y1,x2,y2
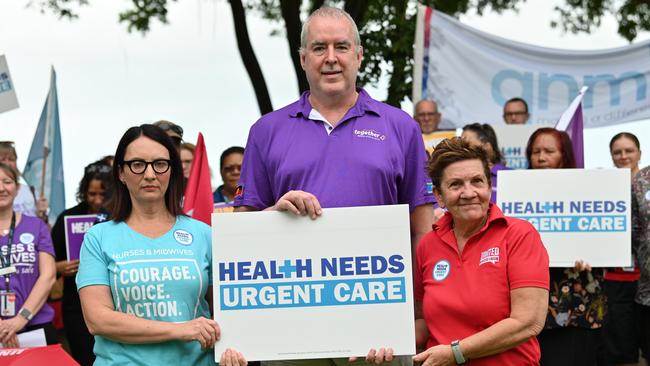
[
  {"x1": 0, "y1": 290, "x2": 16, "y2": 317},
  {"x1": 0, "y1": 266, "x2": 16, "y2": 276}
]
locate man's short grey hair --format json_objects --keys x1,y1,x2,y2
[
  {"x1": 299, "y1": 6, "x2": 361, "y2": 53},
  {"x1": 414, "y1": 99, "x2": 438, "y2": 113}
]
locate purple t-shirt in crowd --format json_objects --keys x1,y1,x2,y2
[
  {"x1": 235, "y1": 88, "x2": 434, "y2": 211},
  {"x1": 0, "y1": 214, "x2": 55, "y2": 326}
]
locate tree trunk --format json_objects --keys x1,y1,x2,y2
[
  {"x1": 385, "y1": 2, "x2": 409, "y2": 107},
  {"x1": 308, "y1": 0, "x2": 326, "y2": 15},
  {"x1": 229, "y1": 0, "x2": 273, "y2": 115},
  {"x1": 344, "y1": 0, "x2": 369, "y2": 29},
  {"x1": 280, "y1": 0, "x2": 309, "y2": 94}
]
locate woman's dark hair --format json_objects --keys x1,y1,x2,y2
[
  {"x1": 609, "y1": 132, "x2": 640, "y2": 152},
  {"x1": 526, "y1": 127, "x2": 576, "y2": 169},
  {"x1": 109, "y1": 124, "x2": 185, "y2": 221},
  {"x1": 428, "y1": 137, "x2": 492, "y2": 191},
  {"x1": 462, "y1": 123, "x2": 503, "y2": 164},
  {"x1": 77, "y1": 161, "x2": 114, "y2": 203},
  {"x1": 220, "y1": 146, "x2": 245, "y2": 170},
  {"x1": 99, "y1": 155, "x2": 115, "y2": 166}
]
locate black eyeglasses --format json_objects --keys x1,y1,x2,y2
[{"x1": 122, "y1": 159, "x2": 171, "y2": 174}]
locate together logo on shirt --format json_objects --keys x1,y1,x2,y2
[{"x1": 353, "y1": 129, "x2": 386, "y2": 141}]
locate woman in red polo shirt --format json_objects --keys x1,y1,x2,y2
[{"x1": 413, "y1": 137, "x2": 550, "y2": 365}]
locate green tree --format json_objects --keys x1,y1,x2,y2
[{"x1": 34, "y1": 0, "x2": 650, "y2": 111}]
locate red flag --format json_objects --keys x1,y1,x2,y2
[{"x1": 183, "y1": 133, "x2": 214, "y2": 225}]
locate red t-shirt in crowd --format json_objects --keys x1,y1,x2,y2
[{"x1": 414, "y1": 204, "x2": 549, "y2": 366}]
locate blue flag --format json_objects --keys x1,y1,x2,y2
[{"x1": 22, "y1": 67, "x2": 65, "y2": 223}]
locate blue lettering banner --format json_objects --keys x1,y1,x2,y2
[{"x1": 413, "y1": 6, "x2": 650, "y2": 127}]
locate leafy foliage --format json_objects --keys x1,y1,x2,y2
[
  {"x1": 118, "y1": 0, "x2": 172, "y2": 33},
  {"x1": 29, "y1": 0, "x2": 89, "y2": 19},
  {"x1": 551, "y1": 0, "x2": 650, "y2": 42},
  {"x1": 34, "y1": 0, "x2": 650, "y2": 106}
]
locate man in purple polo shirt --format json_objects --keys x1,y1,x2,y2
[
  {"x1": 234, "y1": 5, "x2": 433, "y2": 236},
  {"x1": 235, "y1": 6, "x2": 433, "y2": 365}
]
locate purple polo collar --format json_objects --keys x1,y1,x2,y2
[{"x1": 289, "y1": 88, "x2": 381, "y2": 120}]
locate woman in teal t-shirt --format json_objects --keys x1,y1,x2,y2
[{"x1": 76, "y1": 124, "x2": 246, "y2": 365}]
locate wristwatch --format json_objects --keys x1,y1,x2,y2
[
  {"x1": 451, "y1": 340, "x2": 467, "y2": 364},
  {"x1": 18, "y1": 307, "x2": 33, "y2": 321}
]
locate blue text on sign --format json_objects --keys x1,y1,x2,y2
[{"x1": 220, "y1": 277, "x2": 406, "y2": 310}]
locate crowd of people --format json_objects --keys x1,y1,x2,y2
[{"x1": 0, "y1": 5, "x2": 648, "y2": 366}]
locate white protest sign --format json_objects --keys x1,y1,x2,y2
[
  {"x1": 492, "y1": 124, "x2": 551, "y2": 170},
  {"x1": 0, "y1": 55, "x2": 18, "y2": 113},
  {"x1": 212, "y1": 205, "x2": 415, "y2": 361},
  {"x1": 497, "y1": 169, "x2": 631, "y2": 267}
]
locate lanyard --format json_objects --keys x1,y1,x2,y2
[{"x1": 1, "y1": 212, "x2": 16, "y2": 291}]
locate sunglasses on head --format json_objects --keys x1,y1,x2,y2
[
  {"x1": 85, "y1": 163, "x2": 112, "y2": 174},
  {"x1": 158, "y1": 124, "x2": 184, "y2": 138}
]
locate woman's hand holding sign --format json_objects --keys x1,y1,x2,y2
[
  {"x1": 220, "y1": 348, "x2": 248, "y2": 366},
  {"x1": 349, "y1": 347, "x2": 395, "y2": 364},
  {"x1": 175, "y1": 316, "x2": 220, "y2": 350}
]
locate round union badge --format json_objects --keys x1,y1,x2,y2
[
  {"x1": 432, "y1": 260, "x2": 451, "y2": 281},
  {"x1": 173, "y1": 230, "x2": 193, "y2": 245},
  {"x1": 19, "y1": 233, "x2": 35, "y2": 244},
  {"x1": 645, "y1": 190, "x2": 650, "y2": 201}
]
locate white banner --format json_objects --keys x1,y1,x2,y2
[
  {"x1": 492, "y1": 124, "x2": 551, "y2": 169},
  {"x1": 212, "y1": 205, "x2": 415, "y2": 361},
  {"x1": 0, "y1": 55, "x2": 19, "y2": 113},
  {"x1": 413, "y1": 6, "x2": 650, "y2": 128},
  {"x1": 496, "y1": 169, "x2": 631, "y2": 267}
]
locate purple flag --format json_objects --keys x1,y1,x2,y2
[{"x1": 555, "y1": 86, "x2": 587, "y2": 168}]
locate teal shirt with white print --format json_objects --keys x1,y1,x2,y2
[{"x1": 76, "y1": 215, "x2": 215, "y2": 366}]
